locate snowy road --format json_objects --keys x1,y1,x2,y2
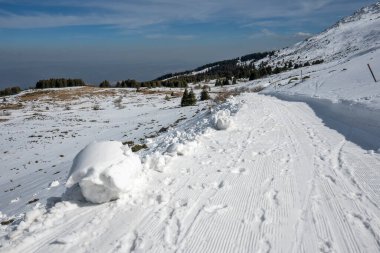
[{"x1": 2, "y1": 94, "x2": 380, "y2": 253}]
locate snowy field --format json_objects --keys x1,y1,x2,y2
[
  {"x1": 0, "y1": 87, "x2": 207, "y2": 217},
  {"x1": 1, "y1": 90, "x2": 379, "y2": 252}
]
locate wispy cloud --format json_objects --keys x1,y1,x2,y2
[
  {"x1": 145, "y1": 33, "x2": 196, "y2": 40},
  {"x1": 0, "y1": 0, "x2": 370, "y2": 30},
  {"x1": 295, "y1": 32, "x2": 313, "y2": 37},
  {"x1": 249, "y1": 29, "x2": 314, "y2": 40}
]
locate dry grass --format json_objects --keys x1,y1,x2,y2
[
  {"x1": 19, "y1": 87, "x2": 117, "y2": 102},
  {"x1": 212, "y1": 85, "x2": 265, "y2": 103},
  {"x1": 0, "y1": 103, "x2": 23, "y2": 110},
  {"x1": 138, "y1": 89, "x2": 182, "y2": 97},
  {"x1": 212, "y1": 89, "x2": 238, "y2": 103}
]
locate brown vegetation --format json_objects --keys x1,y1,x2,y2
[
  {"x1": 19, "y1": 87, "x2": 117, "y2": 102},
  {"x1": 0, "y1": 103, "x2": 23, "y2": 110}
]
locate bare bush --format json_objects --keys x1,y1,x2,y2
[
  {"x1": 250, "y1": 85, "x2": 265, "y2": 93},
  {"x1": 213, "y1": 85, "x2": 265, "y2": 104},
  {"x1": 213, "y1": 89, "x2": 237, "y2": 104}
]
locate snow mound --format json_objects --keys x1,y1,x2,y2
[
  {"x1": 66, "y1": 141, "x2": 143, "y2": 204},
  {"x1": 213, "y1": 109, "x2": 232, "y2": 130},
  {"x1": 166, "y1": 140, "x2": 198, "y2": 156},
  {"x1": 144, "y1": 152, "x2": 167, "y2": 172},
  {"x1": 49, "y1": 180, "x2": 60, "y2": 188}
]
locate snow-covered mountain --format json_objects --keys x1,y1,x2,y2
[
  {"x1": 174, "y1": 2, "x2": 380, "y2": 76},
  {"x1": 270, "y1": 2, "x2": 380, "y2": 64}
]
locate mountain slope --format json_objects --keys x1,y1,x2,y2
[
  {"x1": 273, "y1": 2, "x2": 380, "y2": 64},
  {"x1": 157, "y1": 2, "x2": 380, "y2": 81}
]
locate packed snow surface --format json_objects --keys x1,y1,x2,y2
[{"x1": 66, "y1": 141, "x2": 143, "y2": 204}]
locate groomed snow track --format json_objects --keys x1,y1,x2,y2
[{"x1": 1, "y1": 93, "x2": 380, "y2": 253}]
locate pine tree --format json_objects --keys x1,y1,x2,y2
[
  {"x1": 200, "y1": 87, "x2": 210, "y2": 101},
  {"x1": 181, "y1": 88, "x2": 189, "y2": 107},
  {"x1": 188, "y1": 89, "x2": 197, "y2": 105},
  {"x1": 99, "y1": 80, "x2": 110, "y2": 88}
]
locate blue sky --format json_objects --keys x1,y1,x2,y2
[{"x1": 0, "y1": 0, "x2": 377, "y2": 88}]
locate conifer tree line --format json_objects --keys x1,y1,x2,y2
[
  {"x1": 35, "y1": 78, "x2": 85, "y2": 89},
  {"x1": 113, "y1": 79, "x2": 187, "y2": 89},
  {"x1": 0, "y1": 86, "x2": 22, "y2": 97},
  {"x1": 155, "y1": 51, "x2": 324, "y2": 86},
  {"x1": 22, "y1": 51, "x2": 325, "y2": 91}
]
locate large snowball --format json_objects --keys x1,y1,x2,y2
[
  {"x1": 66, "y1": 141, "x2": 143, "y2": 204},
  {"x1": 214, "y1": 109, "x2": 232, "y2": 130}
]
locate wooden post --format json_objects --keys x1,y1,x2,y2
[{"x1": 367, "y1": 64, "x2": 377, "y2": 82}]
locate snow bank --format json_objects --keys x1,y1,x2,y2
[
  {"x1": 270, "y1": 93, "x2": 380, "y2": 150},
  {"x1": 66, "y1": 141, "x2": 143, "y2": 204},
  {"x1": 213, "y1": 109, "x2": 232, "y2": 130}
]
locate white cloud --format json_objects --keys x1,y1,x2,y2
[{"x1": 145, "y1": 33, "x2": 196, "y2": 40}]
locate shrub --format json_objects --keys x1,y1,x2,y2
[
  {"x1": 251, "y1": 85, "x2": 265, "y2": 93},
  {"x1": 99, "y1": 80, "x2": 110, "y2": 88},
  {"x1": 131, "y1": 144, "x2": 148, "y2": 152},
  {"x1": 213, "y1": 89, "x2": 235, "y2": 103},
  {"x1": 0, "y1": 86, "x2": 22, "y2": 97}
]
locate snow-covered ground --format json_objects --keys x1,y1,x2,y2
[
  {"x1": 1, "y1": 92, "x2": 379, "y2": 252},
  {"x1": 0, "y1": 87, "x2": 207, "y2": 217}
]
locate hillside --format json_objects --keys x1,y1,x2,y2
[
  {"x1": 157, "y1": 2, "x2": 380, "y2": 83},
  {"x1": 272, "y1": 2, "x2": 380, "y2": 65}
]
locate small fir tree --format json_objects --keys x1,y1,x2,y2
[
  {"x1": 188, "y1": 89, "x2": 197, "y2": 105},
  {"x1": 99, "y1": 80, "x2": 110, "y2": 88},
  {"x1": 200, "y1": 87, "x2": 210, "y2": 101},
  {"x1": 181, "y1": 88, "x2": 189, "y2": 107}
]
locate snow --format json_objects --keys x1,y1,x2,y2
[
  {"x1": 0, "y1": 87, "x2": 205, "y2": 216},
  {"x1": 66, "y1": 141, "x2": 143, "y2": 204},
  {"x1": 49, "y1": 181, "x2": 60, "y2": 188},
  {"x1": 270, "y1": 2, "x2": 380, "y2": 65},
  {"x1": 213, "y1": 109, "x2": 232, "y2": 130},
  {"x1": 1, "y1": 2, "x2": 380, "y2": 252},
  {"x1": 1, "y1": 93, "x2": 380, "y2": 252}
]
